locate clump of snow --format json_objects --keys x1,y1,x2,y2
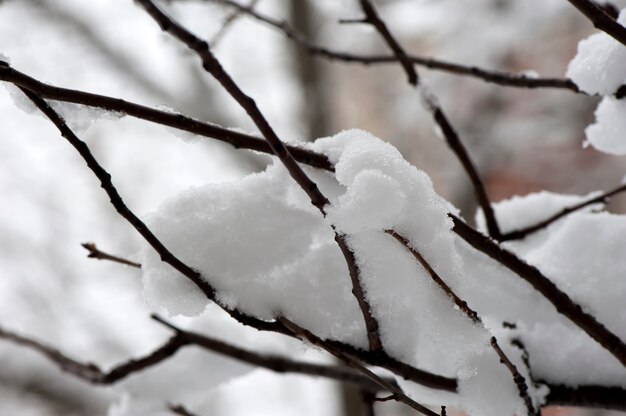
[
  {"x1": 464, "y1": 192, "x2": 626, "y2": 387},
  {"x1": 518, "y1": 70, "x2": 539, "y2": 79},
  {"x1": 140, "y1": 130, "x2": 626, "y2": 416},
  {"x1": 585, "y1": 96, "x2": 626, "y2": 154},
  {"x1": 0, "y1": 52, "x2": 10, "y2": 64},
  {"x1": 566, "y1": 9, "x2": 626, "y2": 95},
  {"x1": 566, "y1": 8, "x2": 626, "y2": 154},
  {"x1": 142, "y1": 129, "x2": 539, "y2": 416}
]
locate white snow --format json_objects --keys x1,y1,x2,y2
[
  {"x1": 566, "y1": 9, "x2": 626, "y2": 95},
  {"x1": 585, "y1": 96, "x2": 626, "y2": 155},
  {"x1": 566, "y1": 8, "x2": 626, "y2": 154},
  {"x1": 141, "y1": 129, "x2": 554, "y2": 416}
]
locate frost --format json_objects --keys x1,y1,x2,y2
[
  {"x1": 585, "y1": 96, "x2": 626, "y2": 155},
  {"x1": 566, "y1": 9, "x2": 626, "y2": 95},
  {"x1": 50, "y1": 101, "x2": 124, "y2": 133},
  {"x1": 2, "y1": 85, "x2": 123, "y2": 133},
  {"x1": 4, "y1": 83, "x2": 38, "y2": 115}
]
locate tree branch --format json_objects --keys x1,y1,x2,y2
[
  {"x1": 356, "y1": 0, "x2": 501, "y2": 240},
  {"x1": 81, "y1": 242, "x2": 141, "y2": 268},
  {"x1": 201, "y1": 0, "x2": 584, "y2": 93},
  {"x1": 450, "y1": 214, "x2": 626, "y2": 367},
  {"x1": 0, "y1": 324, "x2": 186, "y2": 384},
  {"x1": 565, "y1": 0, "x2": 626, "y2": 47},
  {"x1": 0, "y1": 62, "x2": 332, "y2": 171},
  {"x1": 500, "y1": 183, "x2": 626, "y2": 241},
  {"x1": 135, "y1": 0, "x2": 383, "y2": 353}
]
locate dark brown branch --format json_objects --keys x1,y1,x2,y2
[
  {"x1": 566, "y1": 0, "x2": 626, "y2": 47},
  {"x1": 0, "y1": 62, "x2": 332, "y2": 171},
  {"x1": 3, "y1": 319, "x2": 624, "y2": 410},
  {"x1": 386, "y1": 230, "x2": 536, "y2": 416},
  {"x1": 279, "y1": 317, "x2": 440, "y2": 416},
  {"x1": 357, "y1": 0, "x2": 501, "y2": 240},
  {"x1": 500, "y1": 183, "x2": 626, "y2": 241},
  {"x1": 0, "y1": 324, "x2": 186, "y2": 384},
  {"x1": 135, "y1": 0, "x2": 383, "y2": 353},
  {"x1": 450, "y1": 214, "x2": 626, "y2": 367},
  {"x1": 202, "y1": 0, "x2": 582, "y2": 93},
  {"x1": 151, "y1": 315, "x2": 380, "y2": 388},
  {"x1": 81, "y1": 242, "x2": 141, "y2": 268}
]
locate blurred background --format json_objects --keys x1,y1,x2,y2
[{"x1": 0, "y1": 0, "x2": 625, "y2": 415}]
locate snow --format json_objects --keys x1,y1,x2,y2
[
  {"x1": 585, "y1": 96, "x2": 626, "y2": 155},
  {"x1": 141, "y1": 129, "x2": 548, "y2": 416},
  {"x1": 566, "y1": 7, "x2": 626, "y2": 154},
  {"x1": 469, "y1": 192, "x2": 626, "y2": 386},
  {"x1": 566, "y1": 28, "x2": 626, "y2": 95}
]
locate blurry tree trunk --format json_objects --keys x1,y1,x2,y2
[{"x1": 290, "y1": 0, "x2": 329, "y2": 140}]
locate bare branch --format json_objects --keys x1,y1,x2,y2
[
  {"x1": 500, "y1": 183, "x2": 626, "y2": 241},
  {"x1": 200, "y1": 0, "x2": 583, "y2": 93},
  {"x1": 81, "y1": 242, "x2": 141, "y2": 268},
  {"x1": 357, "y1": 0, "x2": 501, "y2": 240},
  {"x1": 450, "y1": 214, "x2": 626, "y2": 367},
  {"x1": 209, "y1": 0, "x2": 259, "y2": 47},
  {"x1": 0, "y1": 63, "x2": 332, "y2": 171},
  {"x1": 566, "y1": 0, "x2": 626, "y2": 47},
  {"x1": 151, "y1": 315, "x2": 381, "y2": 388},
  {"x1": 0, "y1": 324, "x2": 186, "y2": 384},
  {"x1": 135, "y1": 0, "x2": 383, "y2": 352}
]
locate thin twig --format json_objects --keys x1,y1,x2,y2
[
  {"x1": 489, "y1": 337, "x2": 537, "y2": 416},
  {"x1": 0, "y1": 62, "x2": 332, "y2": 171},
  {"x1": 200, "y1": 0, "x2": 584, "y2": 93},
  {"x1": 565, "y1": 0, "x2": 626, "y2": 47},
  {"x1": 450, "y1": 214, "x2": 626, "y2": 367},
  {"x1": 209, "y1": 0, "x2": 259, "y2": 47},
  {"x1": 357, "y1": 0, "x2": 501, "y2": 240},
  {"x1": 500, "y1": 183, "x2": 626, "y2": 241},
  {"x1": 386, "y1": 230, "x2": 536, "y2": 416},
  {"x1": 0, "y1": 324, "x2": 186, "y2": 384},
  {"x1": 135, "y1": 0, "x2": 383, "y2": 353},
  {"x1": 151, "y1": 315, "x2": 381, "y2": 388},
  {"x1": 0, "y1": 317, "x2": 377, "y2": 390},
  {"x1": 81, "y1": 242, "x2": 142, "y2": 268}
]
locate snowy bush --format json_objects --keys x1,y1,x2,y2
[{"x1": 0, "y1": 1, "x2": 625, "y2": 416}]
